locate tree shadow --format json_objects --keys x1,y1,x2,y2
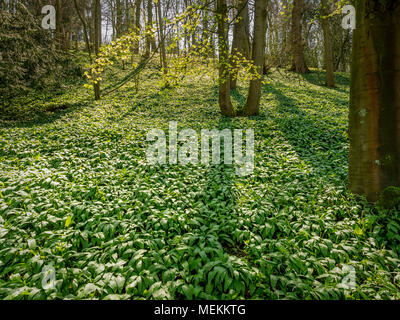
[
  {"x1": 197, "y1": 115, "x2": 237, "y2": 241},
  {"x1": 194, "y1": 115, "x2": 256, "y2": 297},
  {"x1": 262, "y1": 83, "x2": 349, "y2": 183},
  {"x1": 300, "y1": 70, "x2": 350, "y2": 94},
  {"x1": 160, "y1": 115, "x2": 252, "y2": 298},
  {"x1": 0, "y1": 100, "x2": 91, "y2": 129},
  {"x1": 116, "y1": 83, "x2": 221, "y2": 125}
]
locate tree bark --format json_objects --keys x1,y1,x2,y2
[
  {"x1": 93, "y1": 0, "x2": 101, "y2": 100},
  {"x1": 290, "y1": 0, "x2": 309, "y2": 73},
  {"x1": 335, "y1": 30, "x2": 350, "y2": 72},
  {"x1": 156, "y1": 0, "x2": 167, "y2": 74},
  {"x1": 116, "y1": 0, "x2": 123, "y2": 38},
  {"x1": 55, "y1": 0, "x2": 62, "y2": 49},
  {"x1": 73, "y1": 0, "x2": 93, "y2": 63},
  {"x1": 96, "y1": 0, "x2": 102, "y2": 49},
  {"x1": 145, "y1": 0, "x2": 155, "y2": 57},
  {"x1": 124, "y1": 0, "x2": 130, "y2": 33},
  {"x1": 320, "y1": 0, "x2": 335, "y2": 87},
  {"x1": 349, "y1": 1, "x2": 400, "y2": 202},
  {"x1": 217, "y1": 0, "x2": 234, "y2": 116},
  {"x1": 134, "y1": 0, "x2": 142, "y2": 54},
  {"x1": 244, "y1": 0, "x2": 267, "y2": 116},
  {"x1": 230, "y1": 0, "x2": 250, "y2": 90}
]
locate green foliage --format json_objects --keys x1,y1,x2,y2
[
  {"x1": 84, "y1": 1, "x2": 260, "y2": 96},
  {"x1": 376, "y1": 187, "x2": 400, "y2": 209},
  {"x1": 0, "y1": 67, "x2": 399, "y2": 300},
  {"x1": 0, "y1": 5, "x2": 58, "y2": 101}
]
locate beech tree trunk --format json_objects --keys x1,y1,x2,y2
[
  {"x1": 349, "y1": 1, "x2": 400, "y2": 202},
  {"x1": 217, "y1": 0, "x2": 234, "y2": 116},
  {"x1": 244, "y1": 0, "x2": 267, "y2": 116},
  {"x1": 290, "y1": 0, "x2": 309, "y2": 73},
  {"x1": 230, "y1": 0, "x2": 250, "y2": 90},
  {"x1": 320, "y1": 0, "x2": 335, "y2": 87}
]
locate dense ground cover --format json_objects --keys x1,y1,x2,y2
[{"x1": 0, "y1": 65, "x2": 399, "y2": 300}]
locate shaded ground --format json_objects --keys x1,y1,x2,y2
[{"x1": 0, "y1": 67, "x2": 399, "y2": 300}]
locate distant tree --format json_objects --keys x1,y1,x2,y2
[
  {"x1": 145, "y1": 0, "x2": 156, "y2": 56},
  {"x1": 230, "y1": 0, "x2": 250, "y2": 90},
  {"x1": 116, "y1": 0, "x2": 123, "y2": 38},
  {"x1": 73, "y1": 0, "x2": 93, "y2": 61},
  {"x1": 156, "y1": 0, "x2": 168, "y2": 74},
  {"x1": 133, "y1": 0, "x2": 142, "y2": 54},
  {"x1": 94, "y1": 0, "x2": 101, "y2": 100},
  {"x1": 216, "y1": 0, "x2": 234, "y2": 116},
  {"x1": 320, "y1": 0, "x2": 335, "y2": 87},
  {"x1": 56, "y1": 0, "x2": 62, "y2": 49},
  {"x1": 290, "y1": 0, "x2": 309, "y2": 73},
  {"x1": 244, "y1": 0, "x2": 268, "y2": 116}
]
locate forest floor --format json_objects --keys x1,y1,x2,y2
[{"x1": 0, "y1": 63, "x2": 400, "y2": 299}]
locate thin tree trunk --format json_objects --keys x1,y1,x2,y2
[
  {"x1": 134, "y1": 0, "x2": 142, "y2": 54},
  {"x1": 55, "y1": 0, "x2": 62, "y2": 49},
  {"x1": 145, "y1": 0, "x2": 154, "y2": 57},
  {"x1": 290, "y1": 0, "x2": 309, "y2": 73},
  {"x1": 116, "y1": 0, "x2": 123, "y2": 38},
  {"x1": 73, "y1": 0, "x2": 93, "y2": 63},
  {"x1": 349, "y1": 1, "x2": 400, "y2": 202},
  {"x1": 230, "y1": 0, "x2": 250, "y2": 90},
  {"x1": 93, "y1": 0, "x2": 101, "y2": 100},
  {"x1": 320, "y1": 0, "x2": 335, "y2": 87},
  {"x1": 244, "y1": 0, "x2": 267, "y2": 116},
  {"x1": 217, "y1": 0, "x2": 234, "y2": 117},
  {"x1": 97, "y1": 0, "x2": 102, "y2": 48},
  {"x1": 335, "y1": 30, "x2": 350, "y2": 71},
  {"x1": 125, "y1": 0, "x2": 130, "y2": 33},
  {"x1": 156, "y1": 0, "x2": 167, "y2": 74}
]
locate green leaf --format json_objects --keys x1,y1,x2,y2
[{"x1": 65, "y1": 216, "x2": 72, "y2": 228}]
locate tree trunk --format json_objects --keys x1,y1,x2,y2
[
  {"x1": 96, "y1": 0, "x2": 102, "y2": 49},
  {"x1": 116, "y1": 0, "x2": 123, "y2": 38},
  {"x1": 156, "y1": 0, "x2": 167, "y2": 74},
  {"x1": 230, "y1": 0, "x2": 250, "y2": 90},
  {"x1": 93, "y1": 0, "x2": 101, "y2": 100},
  {"x1": 145, "y1": 0, "x2": 155, "y2": 57},
  {"x1": 124, "y1": 0, "x2": 130, "y2": 33},
  {"x1": 134, "y1": 0, "x2": 142, "y2": 54},
  {"x1": 335, "y1": 30, "x2": 350, "y2": 72},
  {"x1": 290, "y1": 0, "x2": 309, "y2": 73},
  {"x1": 320, "y1": 0, "x2": 335, "y2": 87},
  {"x1": 217, "y1": 0, "x2": 234, "y2": 117},
  {"x1": 55, "y1": 0, "x2": 62, "y2": 49},
  {"x1": 244, "y1": 0, "x2": 267, "y2": 116},
  {"x1": 73, "y1": 0, "x2": 93, "y2": 63},
  {"x1": 349, "y1": 1, "x2": 400, "y2": 202}
]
